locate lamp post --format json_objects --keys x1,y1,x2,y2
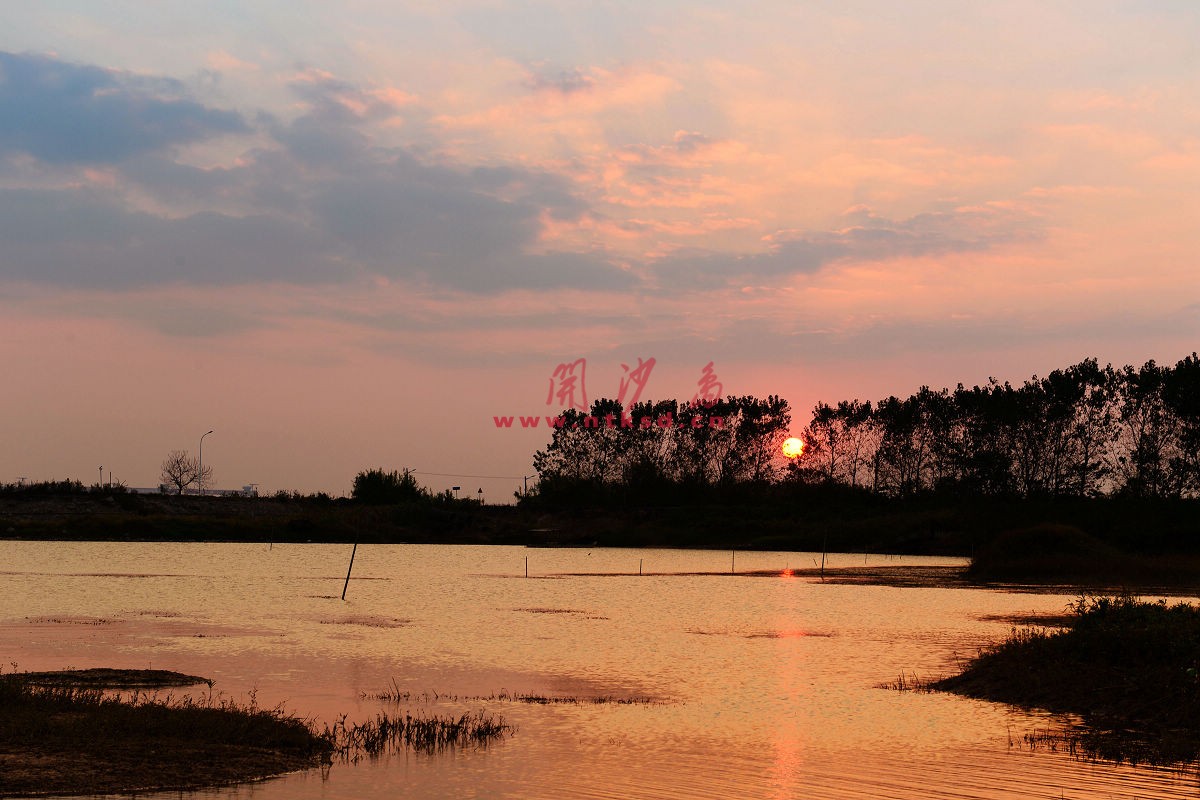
[{"x1": 199, "y1": 430, "x2": 213, "y2": 496}]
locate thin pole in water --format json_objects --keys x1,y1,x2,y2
[
  {"x1": 639, "y1": 558, "x2": 643, "y2": 576},
  {"x1": 525, "y1": 555, "x2": 528, "y2": 578},
  {"x1": 820, "y1": 531, "x2": 827, "y2": 581},
  {"x1": 731, "y1": 550, "x2": 735, "y2": 574},
  {"x1": 341, "y1": 541, "x2": 358, "y2": 600}
]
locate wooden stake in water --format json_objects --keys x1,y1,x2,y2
[
  {"x1": 731, "y1": 550, "x2": 735, "y2": 574},
  {"x1": 639, "y1": 558, "x2": 643, "y2": 576},
  {"x1": 525, "y1": 555, "x2": 528, "y2": 578},
  {"x1": 341, "y1": 541, "x2": 358, "y2": 600},
  {"x1": 820, "y1": 531, "x2": 828, "y2": 581}
]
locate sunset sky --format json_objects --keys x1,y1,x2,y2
[{"x1": 2, "y1": 2, "x2": 1197, "y2": 498}]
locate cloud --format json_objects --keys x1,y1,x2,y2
[
  {"x1": 262, "y1": 97, "x2": 633, "y2": 291},
  {"x1": 118, "y1": 156, "x2": 241, "y2": 202},
  {"x1": 0, "y1": 188, "x2": 337, "y2": 287},
  {"x1": 0, "y1": 51, "x2": 247, "y2": 164},
  {"x1": 0, "y1": 53, "x2": 1041, "y2": 299},
  {"x1": 0, "y1": 176, "x2": 635, "y2": 292},
  {"x1": 436, "y1": 65, "x2": 679, "y2": 131},
  {"x1": 305, "y1": 157, "x2": 631, "y2": 291},
  {"x1": 649, "y1": 204, "x2": 1039, "y2": 286},
  {"x1": 0, "y1": 58, "x2": 634, "y2": 293},
  {"x1": 525, "y1": 66, "x2": 596, "y2": 94}
]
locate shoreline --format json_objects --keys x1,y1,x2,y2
[
  {"x1": 933, "y1": 596, "x2": 1200, "y2": 766},
  {"x1": 0, "y1": 669, "x2": 332, "y2": 797},
  {"x1": 4, "y1": 489, "x2": 1200, "y2": 590}
]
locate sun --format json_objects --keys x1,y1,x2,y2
[{"x1": 781, "y1": 437, "x2": 805, "y2": 459}]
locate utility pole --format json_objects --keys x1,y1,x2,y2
[{"x1": 199, "y1": 430, "x2": 213, "y2": 496}]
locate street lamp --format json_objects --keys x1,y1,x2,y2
[{"x1": 199, "y1": 430, "x2": 213, "y2": 496}]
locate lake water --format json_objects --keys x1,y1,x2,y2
[{"x1": 2, "y1": 541, "x2": 1197, "y2": 799}]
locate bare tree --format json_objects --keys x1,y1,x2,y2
[{"x1": 160, "y1": 450, "x2": 212, "y2": 495}]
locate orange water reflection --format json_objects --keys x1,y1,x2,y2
[{"x1": 1, "y1": 542, "x2": 1197, "y2": 799}]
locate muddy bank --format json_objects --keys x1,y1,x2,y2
[
  {"x1": 934, "y1": 596, "x2": 1200, "y2": 765},
  {"x1": 0, "y1": 669, "x2": 330, "y2": 797}
]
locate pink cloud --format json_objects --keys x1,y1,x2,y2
[
  {"x1": 204, "y1": 50, "x2": 260, "y2": 73},
  {"x1": 435, "y1": 65, "x2": 679, "y2": 131}
]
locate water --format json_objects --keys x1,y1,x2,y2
[{"x1": 2, "y1": 541, "x2": 1197, "y2": 799}]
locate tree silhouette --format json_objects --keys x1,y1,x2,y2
[
  {"x1": 351, "y1": 468, "x2": 425, "y2": 504},
  {"x1": 523, "y1": 352, "x2": 1200, "y2": 507},
  {"x1": 528, "y1": 394, "x2": 790, "y2": 505},
  {"x1": 159, "y1": 450, "x2": 211, "y2": 495}
]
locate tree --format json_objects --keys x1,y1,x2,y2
[
  {"x1": 1112, "y1": 360, "x2": 1182, "y2": 498},
  {"x1": 1163, "y1": 353, "x2": 1200, "y2": 497},
  {"x1": 874, "y1": 389, "x2": 948, "y2": 497},
  {"x1": 1060, "y1": 359, "x2": 1115, "y2": 497},
  {"x1": 528, "y1": 394, "x2": 790, "y2": 504},
  {"x1": 802, "y1": 402, "x2": 841, "y2": 483},
  {"x1": 835, "y1": 400, "x2": 876, "y2": 489},
  {"x1": 160, "y1": 450, "x2": 211, "y2": 495},
  {"x1": 720, "y1": 395, "x2": 792, "y2": 484},
  {"x1": 948, "y1": 380, "x2": 1012, "y2": 495},
  {"x1": 351, "y1": 468, "x2": 426, "y2": 504}
]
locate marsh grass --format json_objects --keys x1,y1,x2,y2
[
  {"x1": 365, "y1": 679, "x2": 659, "y2": 706},
  {"x1": 934, "y1": 594, "x2": 1200, "y2": 765},
  {"x1": 486, "y1": 690, "x2": 657, "y2": 705},
  {"x1": 886, "y1": 673, "x2": 935, "y2": 692},
  {"x1": 1, "y1": 667, "x2": 518, "y2": 795},
  {"x1": 0, "y1": 670, "x2": 331, "y2": 796},
  {"x1": 322, "y1": 710, "x2": 513, "y2": 760}
]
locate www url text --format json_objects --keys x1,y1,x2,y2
[{"x1": 493, "y1": 413, "x2": 725, "y2": 429}]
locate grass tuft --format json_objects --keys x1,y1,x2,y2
[
  {"x1": 0, "y1": 670, "x2": 331, "y2": 796},
  {"x1": 934, "y1": 594, "x2": 1200, "y2": 765},
  {"x1": 322, "y1": 710, "x2": 513, "y2": 760},
  {"x1": 365, "y1": 678, "x2": 660, "y2": 706}
]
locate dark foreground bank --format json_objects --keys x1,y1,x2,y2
[
  {"x1": 0, "y1": 668, "x2": 514, "y2": 796},
  {"x1": 0, "y1": 669, "x2": 331, "y2": 796},
  {"x1": 935, "y1": 595, "x2": 1200, "y2": 765},
  {"x1": 4, "y1": 484, "x2": 1199, "y2": 561}
]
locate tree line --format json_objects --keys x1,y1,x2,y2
[
  {"x1": 351, "y1": 468, "x2": 481, "y2": 507},
  {"x1": 797, "y1": 355, "x2": 1200, "y2": 499},
  {"x1": 528, "y1": 395, "x2": 791, "y2": 505},
  {"x1": 527, "y1": 354, "x2": 1200, "y2": 504}
]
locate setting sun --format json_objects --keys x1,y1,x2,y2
[{"x1": 781, "y1": 437, "x2": 805, "y2": 459}]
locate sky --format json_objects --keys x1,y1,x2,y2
[{"x1": 1, "y1": 1, "x2": 1197, "y2": 498}]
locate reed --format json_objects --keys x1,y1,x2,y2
[
  {"x1": 322, "y1": 710, "x2": 513, "y2": 759},
  {"x1": 365, "y1": 679, "x2": 658, "y2": 705},
  {"x1": 886, "y1": 673, "x2": 933, "y2": 692},
  {"x1": 0, "y1": 670, "x2": 331, "y2": 795},
  {"x1": 488, "y1": 690, "x2": 658, "y2": 705},
  {"x1": 934, "y1": 594, "x2": 1200, "y2": 765}
]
